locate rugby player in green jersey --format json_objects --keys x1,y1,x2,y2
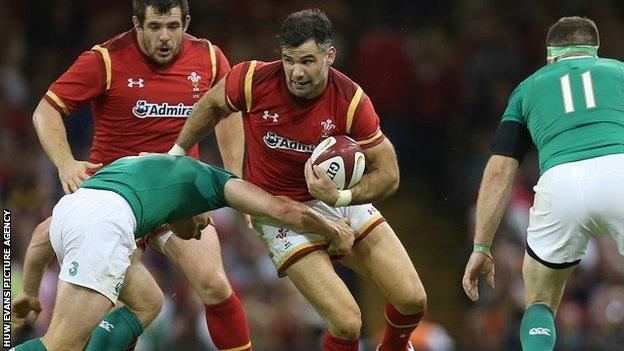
[
  {"x1": 11, "y1": 154, "x2": 355, "y2": 351},
  {"x1": 462, "y1": 17, "x2": 624, "y2": 351}
]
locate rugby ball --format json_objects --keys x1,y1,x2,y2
[{"x1": 309, "y1": 136, "x2": 365, "y2": 190}]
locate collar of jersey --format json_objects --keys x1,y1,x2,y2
[{"x1": 547, "y1": 45, "x2": 598, "y2": 62}]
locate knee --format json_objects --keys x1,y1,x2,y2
[
  {"x1": 393, "y1": 288, "x2": 427, "y2": 315},
  {"x1": 327, "y1": 306, "x2": 362, "y2": 340},
  {"x1": 194, "y1": 271, "x2": 233, "y2": 305},
  {"x1": 129, "y1": 284, "x2": 164, "y2": 327}
]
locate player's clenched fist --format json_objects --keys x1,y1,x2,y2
[
  {"x1": 304, "y1": 159, "x2": 339, "y2": 206},
  {"x1": 57, "y1": 159, "x2": 103, "y2": 194},
  {"x1": 327, "y1": 218, "x2": 355, "y2": 256}
]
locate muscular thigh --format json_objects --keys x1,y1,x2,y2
[
  {"x1": 162, "y1": 224, "x2": 231, "y2": 302},
  {"x1": 285, "y1": 250, "x2": 359, "y2": 323},
  {"x1": 44, "y1": 281, "x2": 112, "y2": 351},
  {"x1": 118, "y1": 252, "x2": 163, "y2": 327},
  {"x1": 340, "y1": 222, "x2": 424, "y2": 304}
]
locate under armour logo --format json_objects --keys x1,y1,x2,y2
[
  {"x1": 98, "y1": 320, "x2": 115, "y2": 332},
  {"x1": 529, "y1": 327, "x2": 551, "y2": 336},
  {"x1": 262, "y1": 110, "x2": 279, "y2": 123},
  {"x1": 127, "y1": 78, "x2": 144, "y2": 88}
]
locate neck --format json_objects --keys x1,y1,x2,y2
[{"x1": 547, "y1": 45, "x2": 598, "y2": 63}]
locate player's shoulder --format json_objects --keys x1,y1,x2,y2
[
  {"x1": 233, "y1": 60, "x2": 282, "y2": 82},
  {"x1": 96, "y1": 29, "x2": 136, "y2": 52},
  {"x1": 592, "y1": 57, "x2": 624, "y2": 71},
  {"x1": 183, "y1": 33, "x2": 219, "y2": 54},
  {"x1": 328, "y1": 67, "x2": 361, "y2": 104}
]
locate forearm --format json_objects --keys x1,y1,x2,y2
[
  {"x1": 473, "y1": 156, "x2": 518, "y2": 246},
  {"x1": 176, "y1": 88, "x2": 231, "y2": 151},
  {"x1": 32, "y1": 99, "x2": 73, "y2": 167},
  {"x1": 349, "y1": 166, "x2": 399, "y2": 204},
  {"x1": 275, "y1": 199, "x2": 340, "y2": 242},
  {"x1": 21, "y1": 223, "x2": 55, "y2": 295},
  {"x1": 215, "y1": 112, "x2": 244, "y2": 177},
  {"x1": 348, "y1": 138, "x2": 400, "y2": 204}
]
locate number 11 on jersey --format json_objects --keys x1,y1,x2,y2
[{"x1": 560, "y1": 71, "x2": 596, "y2": 114}]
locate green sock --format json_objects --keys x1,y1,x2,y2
[
  {"x1": 520, "y1": 304, "x2": 556, "y2": 351},
  {"x1": 85, "y1": 306, "x2": 144, "y2": 351},
  {"x1": 12, "y1": 338, "x2": 47, "y2": 350}
]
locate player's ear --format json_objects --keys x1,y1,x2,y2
[
  {"x1": 132, "y1": 15, "x2": 142, "y2": 33},
  {"x1": 183, "y1": 15, "x2": 191, "y2": 32},
  {"x1": 326, "y1": 46, "x2": 336, "y2": 66}
]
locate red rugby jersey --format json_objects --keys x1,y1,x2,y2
[
  {"x1": 225, "y1": 60, "x2": 384, "y2": 201},
  {"x1": 44, "y1": 29, "x2": 230, "y2": 165}
]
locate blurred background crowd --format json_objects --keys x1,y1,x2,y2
[{"x1": 2, "y1": 0, "x2": 623, "y2": 350}]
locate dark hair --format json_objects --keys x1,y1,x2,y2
[
  {"x1": 132, "y1": 0, "x2": 189, "y2": 25},
  {"x1": 278, "y1": 9, "x2": 333, "y2": 49},
  {"x1": 546, "y1": 16, "x2": 599, "y2": 47}
]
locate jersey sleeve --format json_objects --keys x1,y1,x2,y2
[
  {"x1": 195, "y1": 164, "x2": 236, "y2": 209},
  {"x1": 501, "y1": 81, "x2": 527, "y2": 124},
  {"x1": 348, "y1": 90, "x2": 385, "y2": 149},
  {"x1": 224, "y1": 61, "x2": 253, "y2": 112},
  {"x1": 213, "y1": 45, "x2": 231, "y2": 84},
  {"x1": 43, "y1": 50, "x2": 106, "y2": 117}
]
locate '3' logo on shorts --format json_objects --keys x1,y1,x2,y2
[{"x1": 69, "y1": 261, "x2": 79, "y2": 276}]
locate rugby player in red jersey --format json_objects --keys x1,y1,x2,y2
[
  {"x1": 15, "y1": 1, "x2": 252, "y2": 350},
  {"x1": 170, "y1": 9, "x2": 427, "y2": 351}
]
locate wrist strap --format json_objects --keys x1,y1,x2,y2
[
  {"x1": 168, "y1": 143, "x2": 186, "y2": 156},
  {"x1": 473, "y1": 243, "x2": 492, "y2": 258},
  {"x1": 334, "y1": 190, "x2": 352, "y2": 207}
]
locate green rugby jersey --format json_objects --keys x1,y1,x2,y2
[
  {"x1": 502, "y1": 56, "x2": 624, "y2": 173},
  {"x1": 81, "y1": 155, "x2": 235, "y2": 238}
]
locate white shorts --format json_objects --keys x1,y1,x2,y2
[
  {"x1": 252, "y1": 200, "x2": 385, "y2": 277},
  {"x1": 527, "y1": 154, "x2": 624, "y2": 268},
  {"x1": 50, "y1": 188, "x2": 137, "y2": 303}
]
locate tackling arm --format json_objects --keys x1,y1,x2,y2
[
  {"x1": 223, "y1": 179, "x2": 354, "y2": 254},
  {"x1": 173, "y1": 78, "x2": 234, "y2": 154}
]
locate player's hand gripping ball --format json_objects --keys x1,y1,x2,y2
[{"x1": 309, "y1": 136, "x2": 365, "y2": 190}]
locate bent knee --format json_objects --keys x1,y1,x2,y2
[
  {"x1": 132, "y1": 291, "x2": 163, "y2": 327},
  {"x1": 392, "y1": 289, "x2": 427, "y2": 315},
  {"x1": 327, "y1": 307, "x2": 362, "y2": 340},
  {"x1": 193, "y1": 272, "x2": 233, "y2": 305},
  {"x1": 125, "y1": 284, "x2": 164, "y2": 326}
]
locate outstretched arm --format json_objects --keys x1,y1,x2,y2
[
  {"x1": 462, "y1": 155, "x2": 519, "y2": 301},
  {"x1": 172, "y1": 78, "x2": 234, "y2": 154},
  {"x1": 223, "y1": 179, "x2": 355, "y2": 254}
]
